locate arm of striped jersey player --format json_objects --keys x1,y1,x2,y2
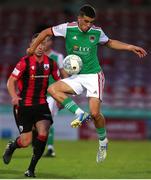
[{"x1": 7, "y1": 76, "x2": 22, "y2": 106}]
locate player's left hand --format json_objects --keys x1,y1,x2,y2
[{"x1": 128, "y1": 45, "x2": 147, "y2": 58}]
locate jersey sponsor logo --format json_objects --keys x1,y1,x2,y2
[
  {"x1": 73, "y1": 46, "x2": 90, "y2": 52},
  {"x1": 31, "y1": 75, "x2": 49, "y2": 79},
  {"x1": 12, "y1": 68, "x2": 20, "y2": 76},
  {"x1": 73, "y1": 46, "x2": 90, "y2": 55},
  {"x1": 44, "y1": 64, "x2": 49, "y2": 70},
  {"x1": 89, "y1": 35, "x2": 96, "y2": 43}
]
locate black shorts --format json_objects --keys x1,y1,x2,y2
[{"x1": 13, "y1": 104, "x2": 53, "y2": 133}]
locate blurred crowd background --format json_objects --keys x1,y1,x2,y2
[{"x1": 0, "y1": 0, "x2": 151, "y2": 140}]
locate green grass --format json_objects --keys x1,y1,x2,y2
[{"x1": 0, "y1": 139, "x2": 151, "y2": 179}]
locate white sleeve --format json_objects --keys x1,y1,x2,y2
[
  {"x1": 57, "y1": 54, "x2": 64, "y2": 69},
  {"x1": 99, "y1": 29, "x2": 109, "y2": 44},
  {"x1": 52, "y1": 23, "x2": 68, "y2": 37}
]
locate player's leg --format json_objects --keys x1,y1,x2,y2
[
  {"x1": 44, "y1": 96, "x2": 57, "y2": 157},
  {"x1": 48, "y1": 79, "x2": 91, "y2": 125},
  {"x1": 31, "y1": 126, "x2": 38, "y2": 147},
  {"x1": 25, "y1": 104, "x2": 52, "y2": 177},
  {"x1": 45, "y1": 126, "x2": 55, "y2": 157},
  {"x1": 3, "y1": 106, "x2": 33, "y2": 165},
  {"x1": 25, "y1": 120, "x2": 51, "y2": 177},
  {"x1": 86, "y1": 72, "x2": 108, "y2": 163},
  {"x1": 89, "y1": 97, "x2": 108, "y2": 163},
  {"x1": 3, "y1": 132, "x2": 32, "y2": 164}
]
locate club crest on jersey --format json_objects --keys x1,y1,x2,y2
[
  {"x1": 89, "y1": 35, "x2": 96, "y2": 42},
  {"x1": 44, "y1": 64, "x2": 49, "y2": 70}
]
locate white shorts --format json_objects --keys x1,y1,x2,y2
[
  {"x1": 61, "y1": 72, "x2": 105, "y2": 100},
  {"x1": 46, "y1": 96, "x2": 59, "y2": 117}
]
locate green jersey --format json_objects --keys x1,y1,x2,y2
[
  {"x1": 52, "y1": 22, "x2": 109, "y2": 74},
  {"x1": 47, "y1": 50, "x2": 64, "y2": 96}
]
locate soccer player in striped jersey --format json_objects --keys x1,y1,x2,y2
[
  {"x1": 27, "y1": 5, "x2": 147, "y2": 163},
  {"x1": 44, "y1": 36, "x2": 68, "y2": 157},
  {"x1": 3, "y1": 34, "x2": 60, "y2": 177}
]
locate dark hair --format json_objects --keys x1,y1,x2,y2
[{"x1": 79, "y1": 4, "x2": 96, "y2": 18}]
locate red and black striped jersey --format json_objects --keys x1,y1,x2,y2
[{"x1": 11, "y1": 55, "x2": 60, "y2": 106}]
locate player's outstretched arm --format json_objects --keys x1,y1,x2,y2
[
  {"x1": 27, "y1": 28, "x2": 53, "y2": 56},
  {"x1": 106, "y1": 39, "x2": 147, "y2": 58}
]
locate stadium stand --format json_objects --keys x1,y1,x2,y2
[{"x1": 0, "y1": 6, "x2": 150, "y2": 111}]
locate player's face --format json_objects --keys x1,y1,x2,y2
[
  {"x1": 31, "y1": 39, "x2": 46, "y2": 57},
  {"x1": 78, "y1": 15, "x2": 95, "y2": 32}
]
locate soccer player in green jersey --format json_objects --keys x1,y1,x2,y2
[
  {"x1": 44, "y1": 36, "x2": 68, "y2": 157},
  {"x1": 27, "y1": 5, "x2": 147, "y2": 163}
]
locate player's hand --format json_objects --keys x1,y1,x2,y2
[
  {"x1": 128, "y1": 45, "x2": 147, "y2": 58},
  {"x1": 71, "y1": 120, "x2": 82, "y2": 128},
  {"x1": 11, "y1": 96, "x2": 22, "y2": 106},
  {"x1": 26, "y1": 48, "x2": 34, "y2": 56}
]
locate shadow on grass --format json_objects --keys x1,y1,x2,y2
[{"x1": 0, "y1": 169, "x2": 74, "y2": 179}]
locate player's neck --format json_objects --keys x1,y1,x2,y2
[{"x1": 34, "y1": 54, "x2": 44, "y2": 63}]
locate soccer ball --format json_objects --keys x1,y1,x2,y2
[{"x1": 63, "y1": 54, "x2": 83, "y2": 75}]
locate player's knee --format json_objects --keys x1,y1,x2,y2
[
  {"x1": 37, "y1": 129, "x2": 49, "y2": 137},
  {"x1": 37, "y1": 134, "x2": 48, "y2": 142}
]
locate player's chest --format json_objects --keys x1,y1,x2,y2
[
  {"x1": 67, "y1": 31, "x2": 98, "y2": 46},
  {"x1": 27, "y1": 62, "x2": 50, "y2": 75}
]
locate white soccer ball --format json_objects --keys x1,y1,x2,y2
[{"x1": 63, "y1": 54, "x2": 83, "y2": 75}]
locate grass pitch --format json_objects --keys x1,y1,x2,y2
[{"x1": 0, "y1": 139, "x2": 151, "y2": 179}]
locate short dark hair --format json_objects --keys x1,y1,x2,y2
[{"x1": 79, "y1": 5, "x2": 96, "y2": 18}]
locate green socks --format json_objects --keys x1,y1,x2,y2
[
  {"x1": 62, "y1": 97, "x2": 83, "y2": 115},
  {"x1": 47, "y1": 126, "x2": 54, "y2": 146},
  {"x1": 96, "y1": 128, "x2": 106, "y2": 141}
]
